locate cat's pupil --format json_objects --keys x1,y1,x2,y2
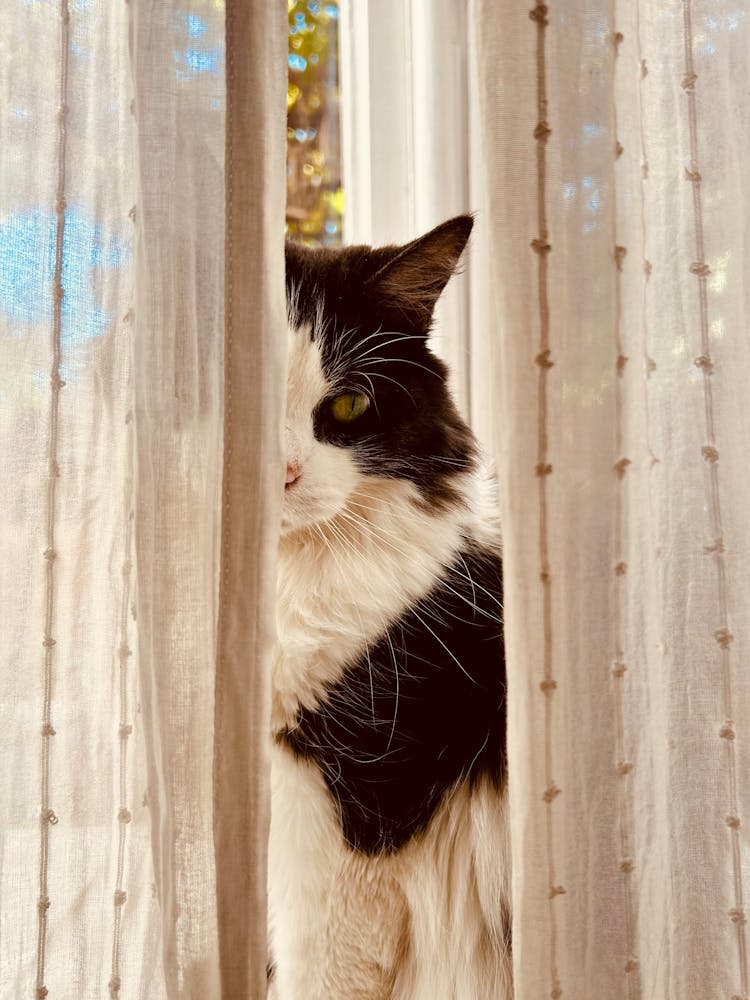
[{"x1": 330, "y1": 391, "x2": 369, "y2": 423}]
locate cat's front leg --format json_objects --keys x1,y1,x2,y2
[
  {"x1": 268, "y1": 741, "x2": 408, "y2": 1000},
  {"x1": 317, "y1": 850, "x2": 408, "y2": 1000},
  {"x1": 268, "y1": 742, "x2": 341, "y2": 999}
]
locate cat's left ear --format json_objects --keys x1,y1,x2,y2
[{"x1": 365, "y1": 214, "x2": 474, "y2": 332}]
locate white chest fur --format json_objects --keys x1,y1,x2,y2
[{"x1": 273, "y1": 475, "x2": 469, "y2": 730}]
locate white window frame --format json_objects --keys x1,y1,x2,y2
[{"x1": 338, "y1": 0, "x2": 495, "y2": 450}]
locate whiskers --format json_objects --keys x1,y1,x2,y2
[{"x1": 315, "y1": 324, "x2": 440, "y2": 400}]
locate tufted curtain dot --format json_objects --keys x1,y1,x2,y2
[
  {"x1": 0, "y1": 1, "x2": 286, "y2": 998},
  {"x1": 475, "y1": 1, "x2": 750, "y2": 997}
]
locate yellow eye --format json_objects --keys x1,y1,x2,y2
[{"x1": 330, "y1": 392, "x2": 370, "y2": 423}]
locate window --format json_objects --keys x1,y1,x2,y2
[{"x1": 286, "y1": 1, "x2": 343, "y2": 246}]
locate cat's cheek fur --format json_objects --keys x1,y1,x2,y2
[
  {"x1": 282, "y1": 322, "x2": 364, "y2": 533},
  {"x1": 281, "y1": 442, "x2": 360, "y2": 534}
]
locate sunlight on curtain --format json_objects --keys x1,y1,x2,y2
[
  {"x1": 130, "y1": 0, "x2": 226, "y2": 994},
  {"x1": 0, "y1": 1, "x2": 165, "y2": 996},
  {"x1": 475, "y1": 1, "x2": 750, "y2": 997},
  {"x1": 1, "y1": 1, "x2": 285, "y2": 997}
]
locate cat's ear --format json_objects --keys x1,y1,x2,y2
[{"x1": 365, "y1": 215, "x2": 473, "y2": 332}]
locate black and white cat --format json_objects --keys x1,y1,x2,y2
[{"x1": 270, "y1": 216, "x2": 510, "y2": 999}]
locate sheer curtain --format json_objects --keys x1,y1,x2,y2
[
  {"x1": 1, "y1": 2, "x2": 285, "y2": 997},
  {"x1": 475, "y1": 1, "x2": 750, "y2": 997},
  {"x1": 5, "y1": 1, "x2": 750, "y2": 998}
]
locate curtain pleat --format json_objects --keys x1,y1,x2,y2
[
  {"x1": 130, "y1": 0, "x2": 287, "y2": 995},
  {"x1": 476, "y1": 1, "x2": 750, "y2": 997},
  {"x1": 214, "y1": 3, "x2": 287, "y2": 998},
  {"x1": 130, "y1": 1, "x2": 226, "y2": 992}
]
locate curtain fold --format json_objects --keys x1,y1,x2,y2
[
  {"x1": 130, "y1": 0, "x2": 226, "y2": 992},
  {"x1": 214, "y1": 3, "x2": 287, "y2": 997},
  {"x1": 130, "y1": 0, "x2": 287, "y2": 994},
  {"x1": 475, "y1": 1, "x2": 750, "y2": 997}
]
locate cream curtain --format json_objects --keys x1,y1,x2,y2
[
  {"x1": 1, "y1": 2, "x2": 285, "y2": 997},
  {"x1": 5, "y1": 0, "x2": 750, "y2": 998},
  {"x1": 475, "y1": 1, "x2": 750, "y2": 997}
]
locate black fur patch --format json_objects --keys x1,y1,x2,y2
[
  {"x1": 285, "y1": 218, "x2": 477, "y2": 510},
  {"x1": 281, "y1": 546, "x2": 506, "y2": 855}
]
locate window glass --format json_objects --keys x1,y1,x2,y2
[{"x1": 286, "y1": 1, "x2": 343, "y2": 246}]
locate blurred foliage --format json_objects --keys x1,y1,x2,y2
[{"x1": 286, "y1": 0, "x2": 343, "y2": 246}]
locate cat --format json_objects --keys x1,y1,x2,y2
[{"x1": 269, "y1": 215, "x2": 511, "y2": 1000}]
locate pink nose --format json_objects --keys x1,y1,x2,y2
[{"x1": 285, "y1": 462, "x2": 301, "y2": 487}]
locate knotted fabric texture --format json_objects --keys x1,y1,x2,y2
[{"x1": 475, "y1": 1, "x2": 750, "y2": 997}]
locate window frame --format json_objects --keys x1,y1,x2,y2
[{"x1": 338, "y1": 0, "x2": 495, "y2": 449}]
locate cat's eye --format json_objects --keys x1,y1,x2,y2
[{"x1": 330, "y1": 392, "x2": 370, "y2": 423}]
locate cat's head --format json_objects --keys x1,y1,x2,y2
[{"x1": 282, "y1": 215, "x2": 476, "y2": 535}]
